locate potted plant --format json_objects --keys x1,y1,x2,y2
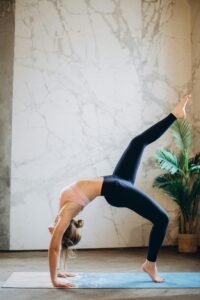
[{"x1": 153, "y1": 119, "x2": 200, "y2": 253}]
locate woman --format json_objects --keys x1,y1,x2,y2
[{"x1": 48, "y1": 94, "x2": 191, "y2": 288}]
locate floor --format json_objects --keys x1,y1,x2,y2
[{"x1": 0, "y1": 247, "x2": 200, "y2": 300}]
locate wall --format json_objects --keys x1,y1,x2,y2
[
  {"x1": 0, "y1": 0, "x2": 14, "y2": 250},
  {"x1": 190, "y1": 0, "x2": 200, "y2": 238},
  {"x1": 191, "y1": 0, "x2": 200, "y2": 152},
  {"x1": 10, "y1": 0, "x2": 195, "y2": 250}
]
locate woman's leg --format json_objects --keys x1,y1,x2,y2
[
  {"x1": 102, "y1": 95, "x2": 191, "y2": 282},
  {"x1": 112, "y1": 113, "x2": 176, "y2": 184},
  {"x1": 112, "y1": 93, "x2": 191, "y2": 183},
  {"x1": 102, "y1": 178, "x2": 169, "y2": 282},
  {"x1": 110, "y1": 181, "x2": 169, "y2": 261}
]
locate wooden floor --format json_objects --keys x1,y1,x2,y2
[{"x1": 0, "y1": 246, "x2": 200, "y2": 300}]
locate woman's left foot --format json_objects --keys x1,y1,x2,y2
[
  {"x1": 172, "y1": 94, "x2": 191, "y2": 119},
  {"x1": 141, "y1": 260, "x2": 165, "y2": 283}
]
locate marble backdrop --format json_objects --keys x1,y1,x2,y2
[
  {"x1": 191, "y1": 0, "x2": 200, "y2": 239},
  {"x1": 11, "y1": 0, "x2": 193, "y2": 250},
  {"x1": 191, "y1": 0, "x2": 200, "y2": 152}
]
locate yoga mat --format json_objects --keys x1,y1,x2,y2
[{"x1": 2, "y1": 272, "x2": 200, "y2": 289}]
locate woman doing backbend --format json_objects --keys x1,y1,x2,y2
[{"x1": 48, "y1": 94, "x2": 191, "y2": 288}]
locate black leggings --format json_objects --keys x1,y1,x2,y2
[{"x1": 101, "y1": 113, "x2": 177, "y2": 262}]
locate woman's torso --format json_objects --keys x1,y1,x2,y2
[{"x1": 59, "y1": 176, "x2": 104, "y2": 211}]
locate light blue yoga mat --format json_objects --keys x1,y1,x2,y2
[
  {"x1": 70, "y1": 272, "x2": 200, "y2": 289},
  {"x1": 2, "y1": 272, "x2": 200, "y2": 289}
]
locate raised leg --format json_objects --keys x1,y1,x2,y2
[{"x1": 112, "y1": 113, "x2": 176, "y2": 183}]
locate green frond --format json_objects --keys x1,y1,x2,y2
[
  {"x1": 190, "y1": 175, "x2": 200, "y2": 200},
  {"x1": 178, "y1": 152, "x2": 186, "y2": 171},
  {"x1": 153, "y1": 175, "x2": 190, "y2": 212},
  {"x1": 153, "y1": 173, "x2": 178, "y2": 188},
  {"x1": 152, "y1": 120, "x2": 199, "y2": 221},
  {"x1": 189, "y1": 152, "x2": 200, "y2": 174},
  {"x1": 170, "y1": 119, "x2": 192, "y2": 152},
  {"x1": 155, "y1": 148, "x2": 180, "y2": 174},
  {"x1": 189, "y1": 166, "x2": 200, "y2": 174},
  {"x1": 189, "y1": 152, "x2": 200, "y2": 165}
]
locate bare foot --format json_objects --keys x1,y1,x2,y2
[
  {"x1": 172, "y1": 94, "x2": 192, "y2": 119},
  {"x1": 141, "y1": 259, "x2": 165, "y2": 283}
]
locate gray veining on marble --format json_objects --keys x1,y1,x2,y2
[{"x1": 10, "y1": 0, "x2": 200, "y2": 250}]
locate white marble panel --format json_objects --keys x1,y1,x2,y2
[
  {"x1": 11, "y1": 0, "x2": 194, "y2": 249},
  {"x1": 191, "y1": 0, "x2": 200, "y2": 152},
  {"x1": 190, "y1": 0, "x2": 200, "y2": 239}
]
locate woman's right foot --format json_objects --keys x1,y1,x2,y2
[
  {"x1": 141, "y1": 260, "x2": 165, "y2": 283},
  {"x1": 172, "y1": 94, "x2": 191, "y2": 119}
]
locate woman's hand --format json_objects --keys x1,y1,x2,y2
[
  {"x1": 53, "y1": 279, "x2": 76, "y2": 288},
  {"x1": 57, "y1": 272, "x2": 79, "y2": 278}
]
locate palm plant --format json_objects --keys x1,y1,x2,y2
[{"x1": 153, "y1": 119, "x2": 200, "y2": 234}]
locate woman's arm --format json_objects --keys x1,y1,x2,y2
[{"x1": 48, "y1": 209, "x2": 75, "y2": 288}]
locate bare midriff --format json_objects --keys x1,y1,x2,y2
[
  {"x1": 48, "y1": 177, "x2": 104, "y2": 229},
  {"x1": 59, "y1": 176, "x2": 104, "y2": 210}
]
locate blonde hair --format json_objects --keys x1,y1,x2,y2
[{"x1": 60, "y1": 219, "x2": 84, "y2": 269}]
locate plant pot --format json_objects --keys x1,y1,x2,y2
[{"x1": 178, "y1": 233, "x2": 198, "y2": 253}]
